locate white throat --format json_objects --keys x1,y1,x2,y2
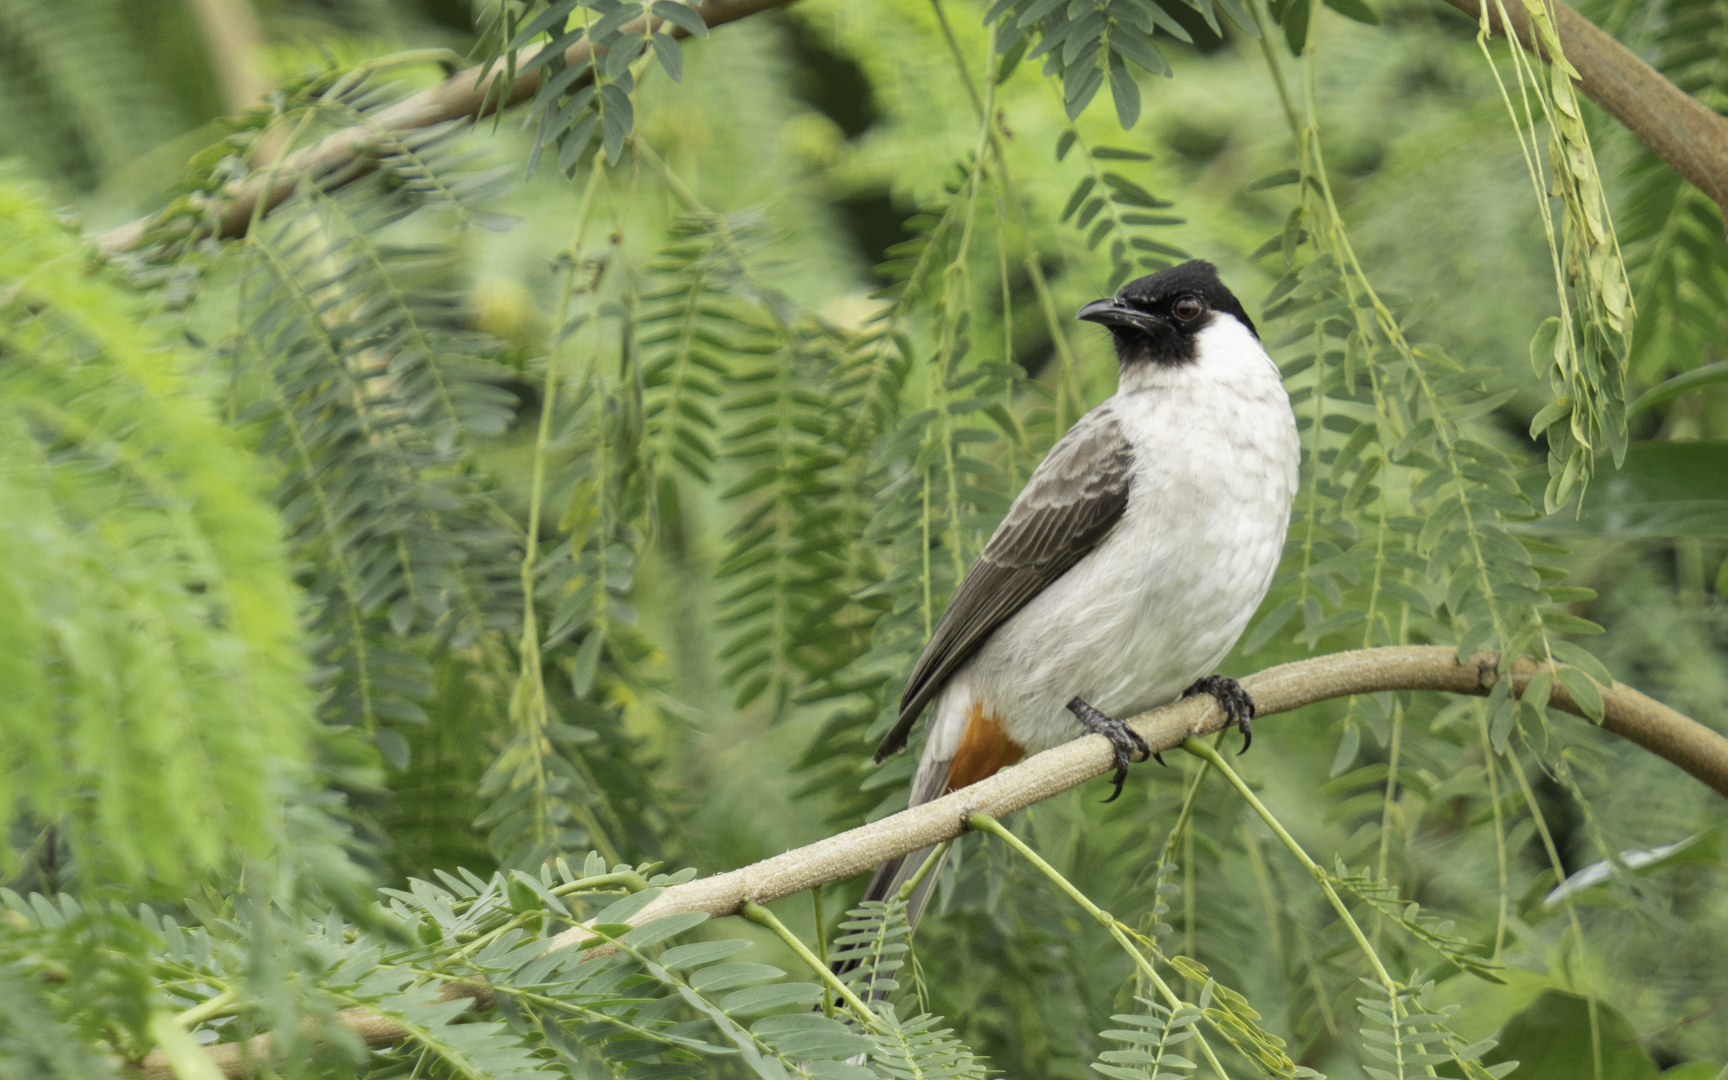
[{"x1": 1114, "y1": 315, "x2": 1276, "y2": 397}]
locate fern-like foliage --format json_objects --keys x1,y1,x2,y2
[
  {"x1": 479, "y1": 0, "x2": 708, "y2": 172},
  {"x1": 866, "y1": 1004, "x2": 991, "y2": 1080},
  {"x1": 0, "y1": 0, "x2": 180, "y2": 187},
  {"x1": 640, "y1": 216, "x2": 764, "y2": 488},
  {"x1": 1091, "y1": 996, "x2": 1203, "y2": 1080},
  {"x1": 1328, "y1": 865, "x2": 1503, "y2": 984},
  {"x1": 0, "y1": 848, "x2": 939, "y2": 1077},
  {"x1": 1054, "y1": 133, "x2": 1187, "y2": 293},
  {"x1": 829, "y1": 897, "x2": 912, "y2": 1003},
  {"x1": 0, "y1": 177, "x2": 312, "y2": 890},
  {"x1": 717, "y1": 320, "x2": 858, "y2": 713},
  {"x1": 1245, "y1": 239, "x2": 1603, "y2": 762},
  {"x1": 984, "y1": 0, "x2": 1253, "y2": 128},
  {"x1": 233, "y1": 163, "x2": 517, "y2": 766},
  {"x1": 1355, "y1": 982, "x2": 1513, "y2": 1080}
]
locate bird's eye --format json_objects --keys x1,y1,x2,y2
[{"x1": 1173, "y1": 296, "x2": 1203, "y2": 321}]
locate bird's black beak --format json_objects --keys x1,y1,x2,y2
[{"x1": 1077, "y1": 298, "x2": 1162, "y2": 333}]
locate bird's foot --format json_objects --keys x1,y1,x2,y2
[
  {"x1": 1066, "y1": 696, "x2": 1151, "y2": 803},
  {"x1": 1181, "y1": 675, "x2": 1256, "y2": 755}
]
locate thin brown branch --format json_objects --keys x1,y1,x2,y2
[
  {"x1": 94, "y1": 0, "x2": 797, "y2": 258},
  {"x1": 138, "y1": 645, "x2": 1728, "y2": 1078},
  {"x1": 1439, "y1": 0, "x2": 1728, "y2": 220}
]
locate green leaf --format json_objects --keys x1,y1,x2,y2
[
  {"x1": 1323, "y1": 0, "x2": 1379, "y2": 24},
  {"x1": 1101, "y1": 171, "x2": 1168, "y2": 207},
  {"x1": 623, "y1": 910, "x2": 709, "y2": 948},
  {"x1": 805, "y1": 1062, "x2": 878, "y2": 1080},
  {"x1": 651, "y1": 0, "x2": 710, "y2": 36},
  {"x1": 146, "y1": 1012, "x2": 225, "y2": 1080},
  {"x1": 1109, "y1": 24, "x2": 1169, "y2": 78},
  {"x1": 687, "y1": 962, "x2": 785, "y2": 991},
  {"x1": 1093, "y1": 146, "x2": 1152, "y2": 160},
  {"x1": 1243, "y1": 597, "x2": 1297, "y2": 654},
  {"x1": 1555, "y1": 667, "x2": 1605, "y2": 722},
  {"x1": 1480, "y1": 992, "x2": 1658, "y2": 1080},
  {"x1": 1062, "y1": 176, "x2": 1098, "y2": 222},
  {"x1": 1545, "y1": 640, "x2": 1614, "y2": 688},
  {"x1": 509, "y1": 0, "x2": 581, "y2": 49},
  {"x1": 1527, "y1": 394, "x2": 1573, "y2": 437},
  {"x1": 1247, "y1": 169, "x2": 1300, "y2": 192},
  {"x1": 1108, "y1": 53, "x2": 1143, "y2": 128},
  {"x1": 1529, "y1": 317, "x2": 1562, "y2": 377},
  {"x1": 649, "y1": 32, "x2": 683, "y2": 81},
  {"x1": 1282, "y1": 0, "x2": 1311, "y2": 54},
  {"x1": 774, "y1": 1029, "x2": 875, "y2": 1058},
  {"x1": 659, "y1": 939, "x2": 754, "y2": 968},
  {"x1": 718, "y1": 982, "x2": 825, "y2": 1013},
  {"x1": 1539, "y1": 612, "x2": 1603, "y2": 636},
  {"x1": 593, "y1": 888, "x2": 666, "y2": 926},
  {"x1": 599, "y1": 83, "x2": 634, "y2": 162},
  {"x1": 1447, "y1": 388, "x2": 1517, "y2": 423}
]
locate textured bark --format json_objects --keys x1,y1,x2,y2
[{"x1": 136, "y1": 646, "x2": 1728, "y2": 1078}]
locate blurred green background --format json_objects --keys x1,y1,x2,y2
[{"x1": 4, "y1": 0, "x2": 1728, "y2": 1076}]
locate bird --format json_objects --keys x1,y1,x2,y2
[{"x1": 854, "y1": 258, "x2": 1301, "y2": 940}]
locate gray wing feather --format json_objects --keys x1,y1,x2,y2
[{"x1": 873, "y1": 408, "x2": 1135, "y2": 762}]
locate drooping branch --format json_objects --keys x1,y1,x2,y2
[
  {"x1": 135, "y1": 645, "x2": 1728, "y2": 1079},
  {"x1": 1440, "y1": 0, "x2": 1728, "y2": 221},
  {"x1": 94, "y1": 0, "x2": 797, "y2": 258}
]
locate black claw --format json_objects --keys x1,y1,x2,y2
[
  {"x1": 1067, "y1": 696, "x2": 1150, "y2": 802},
  {"x1": 1152, "y1": 751, "x2": 1168, "y2": 767},
  {"x1": 1182, "y1": 676, "x2": 1257, "y2": 756}
]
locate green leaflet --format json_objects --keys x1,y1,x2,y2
[{"x1": 0, "y1": 177, "x2": 312, "y2": 888}]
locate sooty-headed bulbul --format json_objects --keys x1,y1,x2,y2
[{"x1": 857, "y1": 259, "x2": 1300, "y2": 934}]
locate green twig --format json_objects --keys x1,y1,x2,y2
[
  {"x1": 965, "y1": 813, "x2": 1232, "y2": 1080},
  {"x1": 173, "y1": 986, "x2": 239, "y2": 1029},
  {"x1": 518, "y1": 151, "x2": 620, "y2": 866},
  {"x1": 1180, "y1": 738, "x2": 1398, "y2": 992},
  {"x1": 1505, "y1": 745, "x2": 1603, "y2": 1080},
  {"x1": 898, "y1": 840, "x2": 952, "y2": 903},
  {"x1": 740, "y1": 900, "x2": 876, "y2": 1025}
]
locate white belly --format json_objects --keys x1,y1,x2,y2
[{"x1": 928, "y1": 347, "x2": 1298, "y2": 756}]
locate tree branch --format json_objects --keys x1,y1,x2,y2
[
  {"x1": 548, "y1": 645, "x2": 1728, "y2": 950},
  {"x1": 1439, "y1": 0, "x2": 1728, "y2": 221},
  {"x1": 137, "y1": 645, "x2": 1728, "y2": 1078},
  {"x1": 93, "y1": 0, "x2": 797, "y2": 258}
]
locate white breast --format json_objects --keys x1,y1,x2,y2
[{"x1": 929, "y1": 316, "x2": 1300, "y2": 757}]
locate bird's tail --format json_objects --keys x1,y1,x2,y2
[{"x1": 828, "y1": 697, "x2": 965, "y2": 999}]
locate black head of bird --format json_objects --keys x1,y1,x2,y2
[{"x1": 1077, "y1": 259, "x2": 1259, "y2": 366}]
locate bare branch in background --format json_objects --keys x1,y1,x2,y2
[
  {"x1": 1441, "y1": 0, "x2": 1728, "y2": 223},
  {"x1": 95, "y1": 0, "x2": 797, "y2": 258},
  {"x1": 182, "y1": 0, "x2": 272, "y2": 116}
]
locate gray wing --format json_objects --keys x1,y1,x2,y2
[{"x1": 873, "y1": 407, "x2": 1135, "y2": 762}]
